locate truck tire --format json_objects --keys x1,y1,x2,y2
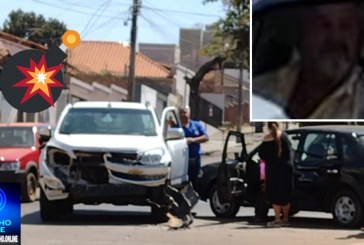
[
  {"x1": 209, "y1": 184, "x2": 240, "y2": 218},
  {"x1": 39, "y1": 188, "x2": 73, "y2": 222},
  {"x1": 22, "y1": 172, "x2": 37, "y2": 202},
  {"x1": 332, "y1": 189, "x2": 363, "y2": 228}
]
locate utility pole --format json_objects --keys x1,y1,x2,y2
[
  {"x1": 237, "y1": 62, "x2": 243, "y2": 132},
  {"x1": 128, "y1": 0, "x2": 140, "y2": 102}
]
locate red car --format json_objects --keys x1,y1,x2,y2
[{"x1": 0, "y1": 123, "x2": 52, "y2": 202}]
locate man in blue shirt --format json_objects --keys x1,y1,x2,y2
[{"x1": 179, "y1": 107, "x2": 209, "y2": 186}]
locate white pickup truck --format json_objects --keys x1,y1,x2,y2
[{"x1": 38, "y1": 101, "x2": 190, "y2": 221}]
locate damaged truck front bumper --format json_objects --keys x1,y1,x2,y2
[{"x1": 103, "y1": 153, "x2": 169, "y2": 187}]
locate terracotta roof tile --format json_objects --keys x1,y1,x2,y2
[
  {"x1": 67, "y1": 41, "x2": 171, "y2": 78},
  {"x1": 0, "y1": 31, "x2": 47, "y2": 51}
]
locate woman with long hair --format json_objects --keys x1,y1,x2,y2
[{"x1": 259, "y1": 122, "x2": 293, "y2": 227}]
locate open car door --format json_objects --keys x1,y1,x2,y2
[
  {"x1": 160, "y1": 107, "x2": 189, "y2": 186},
  {"x1": 217, "y1": 131, "x2": 248, "y2": 203}
]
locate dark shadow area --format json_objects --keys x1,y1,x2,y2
[
  {"x1": 234, "y1": 216, "x2": 346, "y2": 231},
  {"x1": 21, "y1": 209, "x2": 166, "y2": 226},
  {"x1": 196, "y1": 215, "x2": 354, "y2": 231},
  {"x1": 336, "y1": 232, "x2": 364, "y2": 240}
]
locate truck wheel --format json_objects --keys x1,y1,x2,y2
[
  {"x1": 332, "y1": 190, "x2": 363, "y2": 228},
  {"x1": 21, "y1": 172, "x2": 37, "y2": 202},
  {"x1": 39, "y1": 189, "x2": 73, "y2": 222},
  {"x1": 151, "y1": 206, "x2": 168, "y2": 223},
  {"x1": 209, "y1": 184, "x2": 240, "y2": 218}
]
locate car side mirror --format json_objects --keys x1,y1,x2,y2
[
  {"x1": 39, "y1": 127, "x2": 52, "y2": 148},
  {"x1": 166, "y1": 128, "x2": 185, "y2": 141}
]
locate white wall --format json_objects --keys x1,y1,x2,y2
[
  {"x1": 175, "y1": 65, "x2": 193, "y2": 107},
  {"x1": 140, "y1": 84, "x2": 157, "y2": 108},
  {"x1": 0, "y1": 92, "x2": 16, "y2": 123}
]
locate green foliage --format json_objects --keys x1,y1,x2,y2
[
  {"x1": 2, "y1": 9, "x2": 67, "y2": 46},
  {"x1": 202, "y1": 0, "x2": 250, "y2": 69},
  {"x1": 100, "y1": 69, "x2": 112, "y2": 78}
]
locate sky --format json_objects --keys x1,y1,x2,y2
[{"x1": 0, "y1": 0, "x2": 225, "y2": 45}]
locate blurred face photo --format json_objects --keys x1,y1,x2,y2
[
  {"x1": 252, "y1": 1, "x2": 364, "y2": 120},
  {"x1": 299, "y1": 3, "x2": 360, "y2": 83}
]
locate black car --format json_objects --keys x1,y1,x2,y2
[{"x1": 195, "y1": 126, "x2": 364, "y2": 228}]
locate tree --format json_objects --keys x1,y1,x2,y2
[
  {"x1": 203, "y1": 0, "x2": 250, "y2": 69},
  {"x1": 184, "y1": 0, "x2": 249, "y2": 120},
  {"x1": 2, "y1": 9, "x2": 67, "y2": 46},
  {"x1": 185, "y1": 56, "x2": 225, "y2": 119}
]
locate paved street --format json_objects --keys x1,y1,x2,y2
[
  {"x1": 20, "y1": 139, "x2": 364, "y2": 245},
  {"x1": 21, "y1": 198, "x2": 364, "y2": 245}
]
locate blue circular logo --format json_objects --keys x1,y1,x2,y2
[{"x1": 0, "y1": 188, "x2": 7, "y2": 211}]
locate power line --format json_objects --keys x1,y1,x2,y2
[
  {"x1": 81, "y1": 0, "x2": 110, "y2": 36},
  {"x1": 82, "y1": 0, "x2": 113, "y2": 37},
  {"x1": 141, "y1": 1, "x2": 182, "y2": 28},
  {"x1": 140, "y1": 13, "x2": 177, "y2": 43},
  {"x1": 84, "y1": 9, "x2": 129, "y2": 37},
  {"x1": 142, "y1": 6, "x2": 221, "y2": 18},
  {"x1": 32, "y1": 0, "x2": 125, "y2": 20}
]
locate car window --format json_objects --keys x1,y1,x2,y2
[
  {"x1": 286, "y1": 132, "x2": 300, "y2": 151},
  {"x1": 59, "y1": 108, "x2": 157, "y2": 136},
  {"x1": 225, "y1": 134, "x2": 245, "y2": 162},
  {"x1": 341, "y1": 136, "x2": 357, "y2": 162},
  {"x1": 163, "y1": 110, "x2": 182, "y2": 138},
  {"x1": 299, "y1": 133, "x2": 338, "y2": 165},
  {"x1": 165, "y1": 110, "x2": 180, "y2": 129},
  {"x1": 0, "y1": 127, "x2": 35, "y2": 147}
]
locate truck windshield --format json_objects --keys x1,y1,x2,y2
[
  {"x1": 59, "y1": 108, "x2": 157, "y2": 136},
  {"x1": 0, "y1": 127, "x2": 35, "y2": 147}
]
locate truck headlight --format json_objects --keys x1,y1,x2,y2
[
  {"x1": 47, "y1": 147, "x2": 71, "y2": 166},
  {"x1": 0, "y1": 161, "x2": 20, "y2": 171},
  {"x1": 139, "y1": 148, "x2": 164, "y2": 165}
]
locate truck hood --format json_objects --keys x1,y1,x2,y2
[
  {"x1": 50, "y1": 134, "x2": 165, "y2": 153},
  {"x1": 0, "y1": 147, "x2": 35, "y2": 162}
]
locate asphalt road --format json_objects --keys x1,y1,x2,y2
[
  {"x1": 21, "y1": 198, "x2": 364, "y2": 245},
  {"x1": 19, "y1": 144, "x2": 364, "y2": 245}
]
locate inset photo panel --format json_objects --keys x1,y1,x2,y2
[{"x1": 251, "y1": 0, "x2": 364, "y2": 120}]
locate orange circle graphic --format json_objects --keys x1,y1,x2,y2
[{"x1": 62, "y1": 30, "x2": 81, "y2": 49}]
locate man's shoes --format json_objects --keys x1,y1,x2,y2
[
  {"x1": 166, "y1": 213, "x2": 183, "y2": 229},
  {"x1": 166, "y1": 212, "x2": 193, "y2": 229}
]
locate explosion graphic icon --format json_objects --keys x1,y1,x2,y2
[
  {"x1": 14, "y1": 55, "x2": 63, "y2": 106},
  {"x1": 0, "y1": 30, "x2": 80, "y2": 113}
]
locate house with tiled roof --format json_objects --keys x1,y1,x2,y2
[
  {"x1": 0, "y1": 31, "x2": 181, "y2": 123},
  {"x1": 66, "y1": 41, "x2": 180, "y2": 116}
]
